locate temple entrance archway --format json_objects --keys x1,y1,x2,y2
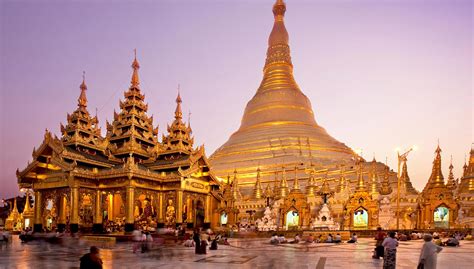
[
  {"x1": 434, "y1": 206, "x2": 449, "y2": 229},
  {"x1": 220, "y1": 211, "x2": 228, "y2": 226},
  {"x1": 353, "y1": 207, "x2": 369, "y2": 229},
  {"x1": 285, "y1": 209, "x2": 299, "y2": 230}
]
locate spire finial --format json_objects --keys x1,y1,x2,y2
[
  {"x1": 131, "y1": 49, "x2": 140, "y2": 87},
  {"x1": 188, "y1": 110, "x2": 192, "y2": 128},
  {"x1": 273, "y1": 0, "x2": 286, "y2": 21},
  {"x1": 175, "y1": 85, "x2": 183, "y2": 120},
  {"x1": 78, "y1": 71, "x2": 88, "y2": 108}
]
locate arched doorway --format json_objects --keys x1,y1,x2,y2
[
  {"x1": 220, "y1": 211, "x2": 228, "y2": 226},
  {"x1": 285, "y1": 210, "x2": 299, "y2": 230},
  {"x1": 353, "y1": 207, "x2": 368, "y2": 229},
  {"x1": 195, "y1": 200, "x2": 205, "y2": 228},
  {"x1": 434, "y1": 206, "x2": 449, "y2": 228}
]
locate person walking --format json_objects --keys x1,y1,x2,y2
[
  {"x1": 382, "y1": 232, "x2": 399, "y2": 269},
  {"x1": 418, "y1": 234, "x2": 443, "y2": 269},
  {"x1": 193, "y1": 229, "x2": 201, "y2": 254},
  {"x1": 80, "y1": 246, "x2": 103, "y2": 269},
  {"x1": 373, "y1": 227, "x2": 386, "y2": 259}
]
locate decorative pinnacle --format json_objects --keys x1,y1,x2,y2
[
  {"x1": 131, "y1": 49, "x2": 140, "y2": 87},
  {"x1": 78, "y1": 71, "x2": 88, "y2": 108},
  {"x1": 273, "y1": 0, "x2": 286, "y2": 21},
  {"x1": 175, "y1": 84, "x2": 183, "y2": 120}
]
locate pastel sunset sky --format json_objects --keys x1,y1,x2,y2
[{"x1": 0, "y1": 0, "x2": 472, "y2": 200}]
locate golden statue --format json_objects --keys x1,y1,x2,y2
[{"x1": 165, "y1": 199, "x2": 176, "y2": 227}]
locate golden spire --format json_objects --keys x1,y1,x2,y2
[
  {"x1": 429, "y1": 143, "x2": 445, "y2": 188},
  {"x1": 232, "y1": 169, "x2": 241, "y2": 200},
  {"x1": 23, "y1": 192, "x2": 32, "y2": 212},
  {"x1": 78, "y1": 71, "x2": 88, "y2": 108},
  {"x1": 291, "y1": 165, "x2": 301, "y2": 193},
  {"x1": 369, "y1": 158, "x2": 379, "y2": 196},
  {"x1": 336, "y1": 165, "x2": 347, "y2": 193},
  {"x1": 131, "y1": 49, "x2": 140, "y2": 87},
  {"x1": 280, "y1": 166, "x2": 289, "y2": 198},
  {"x1": 355, "y1": 158, "x2": 366, "y2": 192},
  {"x1": 318, "y1": 177, "x2": 333, "y2": 201},
  {"x1": 260, "y1": 0, "x2": 297, "y2": 92},
  {"x1": 379, "y1": 164, "x2": 393, "y2": 195},
  {"x1": 253, "y1": 166, "x2": 263, "y2": 199},
  {"x1": 175, "y1": 85, "x2": 183, "y2": 120},
  {"x1": 306, "y1": 165, "x2": 317, "y2": 196},
  {"x1": 447, "y1": 155, "x2": 456, "y2": 190}
]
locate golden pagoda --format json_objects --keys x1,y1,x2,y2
[
  {"x1": 209, "y1": 0, "x2": 356, "y2": 183},
  {"x1": 17, "y1": 54, "x2": 222, "y2": 233},
  {"x1": 5, "y1": 198, "x2": 21, "y2": 231},
  {"x1": 456, "y1": 146, "x2": 474, "y2": 227},
  {"x1": 419, "y1": 145, "x2": 457, "y2": 229}
]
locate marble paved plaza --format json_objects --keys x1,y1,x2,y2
[{"x1": 1, "y1": 236, "x2": 473, "y2": 269}]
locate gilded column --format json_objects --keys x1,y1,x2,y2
[
  {"x1": 205, "y1": 194, "x2": 211, "y2": 226},
  {"x1": 158, "y1": 192, "x2": 163, "y2": 222},
  {"x1": 125, "y1": 185, "x2": 135, "y2": 232},
  {"x1": 93, "y1": 190, "x2": 103, "y2": 233},
  {"x1": 58, "y1": 196, "x2": 67, "y2": 232},
  {"x1": 33, "y1": 190, "x2": 43, "y2": 232},
  {"x1": 176, "y1": 190, "x2": 183, "y2": 224},
  {"x1": 70, "y1": 186, "x2": 79, "y2": 233}
]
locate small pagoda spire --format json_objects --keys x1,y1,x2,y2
[
  {"x1": 280, "y1": 166, "x2": 289, "y2": 198},
  {"x1": 463, "y1": 155, "x2": 468, "y2": 177},
  {"x1": 369, "y1": 158, "x2": 379, "y2": 196},
  {"x1": 23, "y1": 192, "x2": 32, "y2": 212},
  {"x1": 78, "y1": 71, "x2": 88, "y2": 108},
  {"x1": 131, "y1": 49, "x2": 140, "y2": 87},
  {"x1": 175, "y1": 85, "x2": 183, "y2": 120},
  {"x1": 447, "y1": 155, "x2": 456, "y2": 190},
  {"x1": 253, "y1": 166, "x2": 263, "y2": 199},
  {"x1": 306, "y1": 164, "x2": 317, "y2": 197},
  {"x1": 318, "y1": 177, "x2": 334, "y2": 204},
  {"x1": 429, "y1": 143, "x2": 445, "y2": 188},
  {"x1": 291, "y1": 166, "x2": 300, "y2": 191},
  {"x1": 336, "y1": 165, "x2": 347, "y2": 193},
  {"x1": 355, "y1": 157, "x2": 366, "y2": 192},
  {"x1": 264, "y1": 183, "x2": 274, "y2": 198},
  {"x1": 231, "y1": 169, "x2": 241, "y2": 200},
  {"x1": 379, "y1": 164, "x2": 393, "y2": 195}
]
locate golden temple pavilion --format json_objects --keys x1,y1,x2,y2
[{"x1": 17, "y1": 55, "x2": 222, "y2": 233}]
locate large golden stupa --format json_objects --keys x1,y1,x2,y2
[{"x1": 210, "y1": 0, "x2": 355, "y2": 181}]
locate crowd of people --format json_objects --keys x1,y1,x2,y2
[{"x1": 372, "y1": 228, "x2": 471, "y2": 269}]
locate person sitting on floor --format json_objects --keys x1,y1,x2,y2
[
  {"x1": 347, "y1": 233, "x2": 357, "y2": 243},
  {"x1": 184, "y1": 238, "x2": 194, "y2": 247},
  {"x1": 289, "y1": 234, "x2": 301, "y2": 244},
  {"x1": 80, "y1": 246, "x2": 103, "y2": 269},
  {"x1": 306, "y1": 234, "x2": 314, "y2": 243},
  {"x1": 325, "y1": 234, "x2": 333, "y2": 243},
  {"x1": 278, "y1": 234, "x2": 287, "y2": 244},
  {"x1": 210, "y1": 237, "x2": 218, "y2": 250},
  {"x1": 315, "y1": 234, "x2": 323, "y2": 243},
  {"x1": 270, "y1": 234, "x2": 279, "y2": 245},
  {"x1": 334, "y1": 233, "x2": 342, "y2": 243},
  {"x1": 445, "y1": 235, "x2": 460, "y2": 247}
]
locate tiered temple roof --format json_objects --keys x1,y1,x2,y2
[
  {"x1": 161, "y1": 90, "x2": 194, "y2": 154},
  {"x1": 60, "y1": 74, "x2": 107, "y2": 155},
  {"x1": 106, "y1": 53, "x2": 159, "y2": 160}
]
